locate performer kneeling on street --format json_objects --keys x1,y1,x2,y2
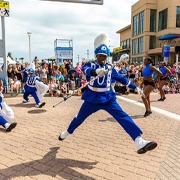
[
  {"x1": 22, "y1": 68, "x2": 49, "y2": 108},
  {"x1": 58, "y1": 33, "x2": 157, "y2": 154},
  {"x1": 0, "y1": 83, "x2": 17, "y2": 132}
]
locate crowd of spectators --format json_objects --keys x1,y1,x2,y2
[
  {"x1": 113, "y1": 61, "x2": 180, "y2": 95},
  {"x1": 2, "y1": 56, "x2": 180, "y2": 97},
  {"x1": 6, "y1": 56, "x2": 87, "y2": 97}
]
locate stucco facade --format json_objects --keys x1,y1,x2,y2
[{"x1": 116, "y1": 0, "x2": 180, "y2": 65}]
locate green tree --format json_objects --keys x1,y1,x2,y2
[
  {"x1": 19, "y1": 57, "x2": 24, "y2": 64},
  {"x1": 7, "y1": 52, "x2": 13, "y2": 59}
]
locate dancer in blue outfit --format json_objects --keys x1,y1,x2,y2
[
  {"x1": 141, "y1": 57, "x2": 163, "y2": 117},
  {"x1": 158, "y1": 61, "x2": 172, "y2": 101},
  {"x1": 23, "y1": 68, "x2": 48, "y2": 108},
  {"x1": 58, "y1": 33, "x2": 157, "y2": 154},
  {"x1": 0, "y1": 81, "x2": 17, "y2": 132}
]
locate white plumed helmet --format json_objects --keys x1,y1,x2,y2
[
  {"x1": 118, "y1": 54, "x2": 129, "y2": 64},
  {"x1": 94, "y1": 33, "x2": 110, "y2": 56}
]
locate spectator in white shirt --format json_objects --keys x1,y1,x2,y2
[{"x1": 10, "y1": 76, "x2": 21, "y2": 95}]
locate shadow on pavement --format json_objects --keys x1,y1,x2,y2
[
  {"x1": 98, "y1": 115, "x2": 144, "y2": 122},
  {"x1": 98, "y1": 117, "x2": 116, "y2": 122},
  {"x1": 28, "y1": 109, "x2": 47, "y2": 114},
  {"x1": 0, "y1": 147, "x2": 97, "y2": 180},
  {"x1": 0, "y1": 128, "x2": 6, "y2": 132},
  {"x1": 9, "y1": 103, "x2": 36, "y2": 108},
  {"x1": 130, "y1": 115, "x2": 144, "y2": 119}
]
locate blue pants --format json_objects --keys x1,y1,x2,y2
[
  {"x1": 67, "y1": 100, "x2": 142, "y2": 141},
  {"x1": 23, "y1": 85, "x2": 40, "y2": 105},
  {"x1": 0, "y1": 116, "x2": 8, "y2": 128}
]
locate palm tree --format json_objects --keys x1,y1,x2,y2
[
  {"x1": 19, "y1": 57, "x2": 24, "y2": 64},
  {"x1": 7, "y1": 52, "x2": 13, "y2": 59}
]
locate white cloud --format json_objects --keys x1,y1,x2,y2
[{"x1": 3, "y1": 0, "x2": 138, "y2": 64}]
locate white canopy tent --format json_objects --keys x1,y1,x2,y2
[{"x1": 7, "y1": 56, "x2": 16, "y2": 65}]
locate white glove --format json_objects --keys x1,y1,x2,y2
[
  {"x1": 96, "y1": 68, "x2": 107, "y2": 77},
  {"x1": 136, "y1": 87, "x2": 145, "y2": 98},
  {"x1": 0, "y1": 92, "x2": 4, "y2": 99}
]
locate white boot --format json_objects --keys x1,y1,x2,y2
[
  {"x1": 58, "y1": 130, "x2": 69, "y2": 141},
  {"x1": 5, "y1": 122, "x2": 17, "y2": 132},
  {"x1": 135, "y1": 136, "x2": 157, "y2": 154},
  {"x1": 35, "y1": 102, "x2": 46, "y2": 108},
  {"x1": 22, "y1": 99, "x2": 29, "y2": 103}
]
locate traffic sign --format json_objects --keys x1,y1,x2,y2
[{"x1": 0, "y1": 1, "x2": 9, "y2": 17}]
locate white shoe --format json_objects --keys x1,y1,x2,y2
[
  {"x1": 135, "y1": 136, "x2": 157, "y2": 154},
  {"x1": 35, "y1": 102, "x2": 46, "y2": 108},
  {"x1": 58, "y1": 130, "x2": 69, "y2": 141},
  {"x1": 38, "y1": 102, "x2": 46, "y2": 108},
  {"x1": 22, "y1": 99, "x2": 29, "y2": 103}
]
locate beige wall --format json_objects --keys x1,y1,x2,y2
[
  {"x1": 116, "y1": 0, "x2": 180, "y2": 64},
  {"x1": 120, "y1": 28, "x2": 131, "y2": 42}
]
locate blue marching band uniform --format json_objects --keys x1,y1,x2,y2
[
  {"x1": 23, "y1": 67, "x2": 48, "y2": 108},
  {"x1": 0, "y1": 92, "x2": 17, "y2": 132},
  {"x1": 58, "y1": 33, "x2": 157, "y2": 154},
  {"x1": 0, "y1": 64, "x2": 48, "y2": 132}
]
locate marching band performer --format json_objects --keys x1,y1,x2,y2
[
  {"x1": 58, "y1": 33, "x2": 157, "y2": 154},
  {"x1": 22, "y1": 67, "x2": 49, "y2": 108},
  {"x1": 0, "y1": 82, "x2": 17, "y2": 132},
  {"x1": 158, "y1": 61, "x2": 172, "y2": 101}
]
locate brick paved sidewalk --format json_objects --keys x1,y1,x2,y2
[
  {"x1": 0, "y1": 96, "x2": 179, "y2": 179},
  {"x1": 121, "y1": 92, "x2": 180, "y2": 115}
]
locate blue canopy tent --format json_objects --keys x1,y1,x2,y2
[{"x1": 159, "y1": 34, "x2": 180, "y2": 40}]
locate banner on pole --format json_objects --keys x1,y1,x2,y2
[
  {"x1": 55, "y1": 47, "x2": 73, "y2": 60},
  {"x1": 162, "y1": 45, "x2": 170, "y2": 57}
]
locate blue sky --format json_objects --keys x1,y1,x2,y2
[{"x1": 2, "y1": 0, "x2": 138, "y2": 64}]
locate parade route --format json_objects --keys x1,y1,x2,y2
[
  {"x1": 118, "y1": 94, "x2": 180, "y2": 121},
  {"x1": 0, "y1": 94, "x2": 180, "y2": 180}
]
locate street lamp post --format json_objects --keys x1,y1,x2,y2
[
  {"x1": 87, "y1": 50, "x2": 89, "y2": 61},
  {"x1": 27, "y1": 31, "x2": 32, "y2": 63},
  {"x1": 77, "y1": 54, "x2": 80, "y2": 64}
]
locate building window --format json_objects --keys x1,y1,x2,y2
[
  {"x1": 150, "y1": 9, "x2": 156, "y2": 32},
  {"x1": 133, "y1": 11, "x2": 144, "y2": 36},
  {"x1": 127, "y1": 39, "x2": 130, "y2": 48},
  {"x1": 132, "y1": 58, "x2": 137, "y2": 63},
  {"x1": 137, "y1": 57, "x2": 143, "y2": 64},
  {"x1": 138, "y1": 37, "x2": 144, "y2": 53},
  {"x1": 120, "y1": 41, "x2": 123, "y2": 47},
  {"x1": 133, "y1": 15, "x2": 138, "y2": 36},
  {"x1": 158, "y1": 8, "x2": 168, "y2": 31},
  {"x1": 176, "y1": 7, "x2": 180, "y2": 27},
  {"x1": 132, "y1": 39, "x2": 138, "y2": 54},
  {"x1": 120, "y1": 39, "x2": 130, "y2": 49},
  {"x1": 132, "y1": 37, "x2": 143, "y2": 54},
  {"x1": 149, "y1": 36, "x2": 156, "y2": 49},
  {"x1": 139, "y1": 11, "x2": 144, "y2": 34},
  {"x1": 123, "y1": 40, "x2": 127, "y2": 49}
]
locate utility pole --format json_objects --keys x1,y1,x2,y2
[
  {"x1": 27, "y1": 31, "x2": 32, "y2": 63},
  {"x1": 87, "y1": 50, "x2": 89, "y2": 61},
  {"x1": 0, "y1": 1, "x2": 10, "y2": 89},
  {"x1": 77, "y1": 54, "x2": 79, "y2": 64}
]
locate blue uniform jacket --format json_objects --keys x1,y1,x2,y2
[
  {"x1": 24, "y1": 75, "x2": 40, "y2": 93},
  {"x1": 81, "y1": 62, "x2": 136, "y2": 104}
]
